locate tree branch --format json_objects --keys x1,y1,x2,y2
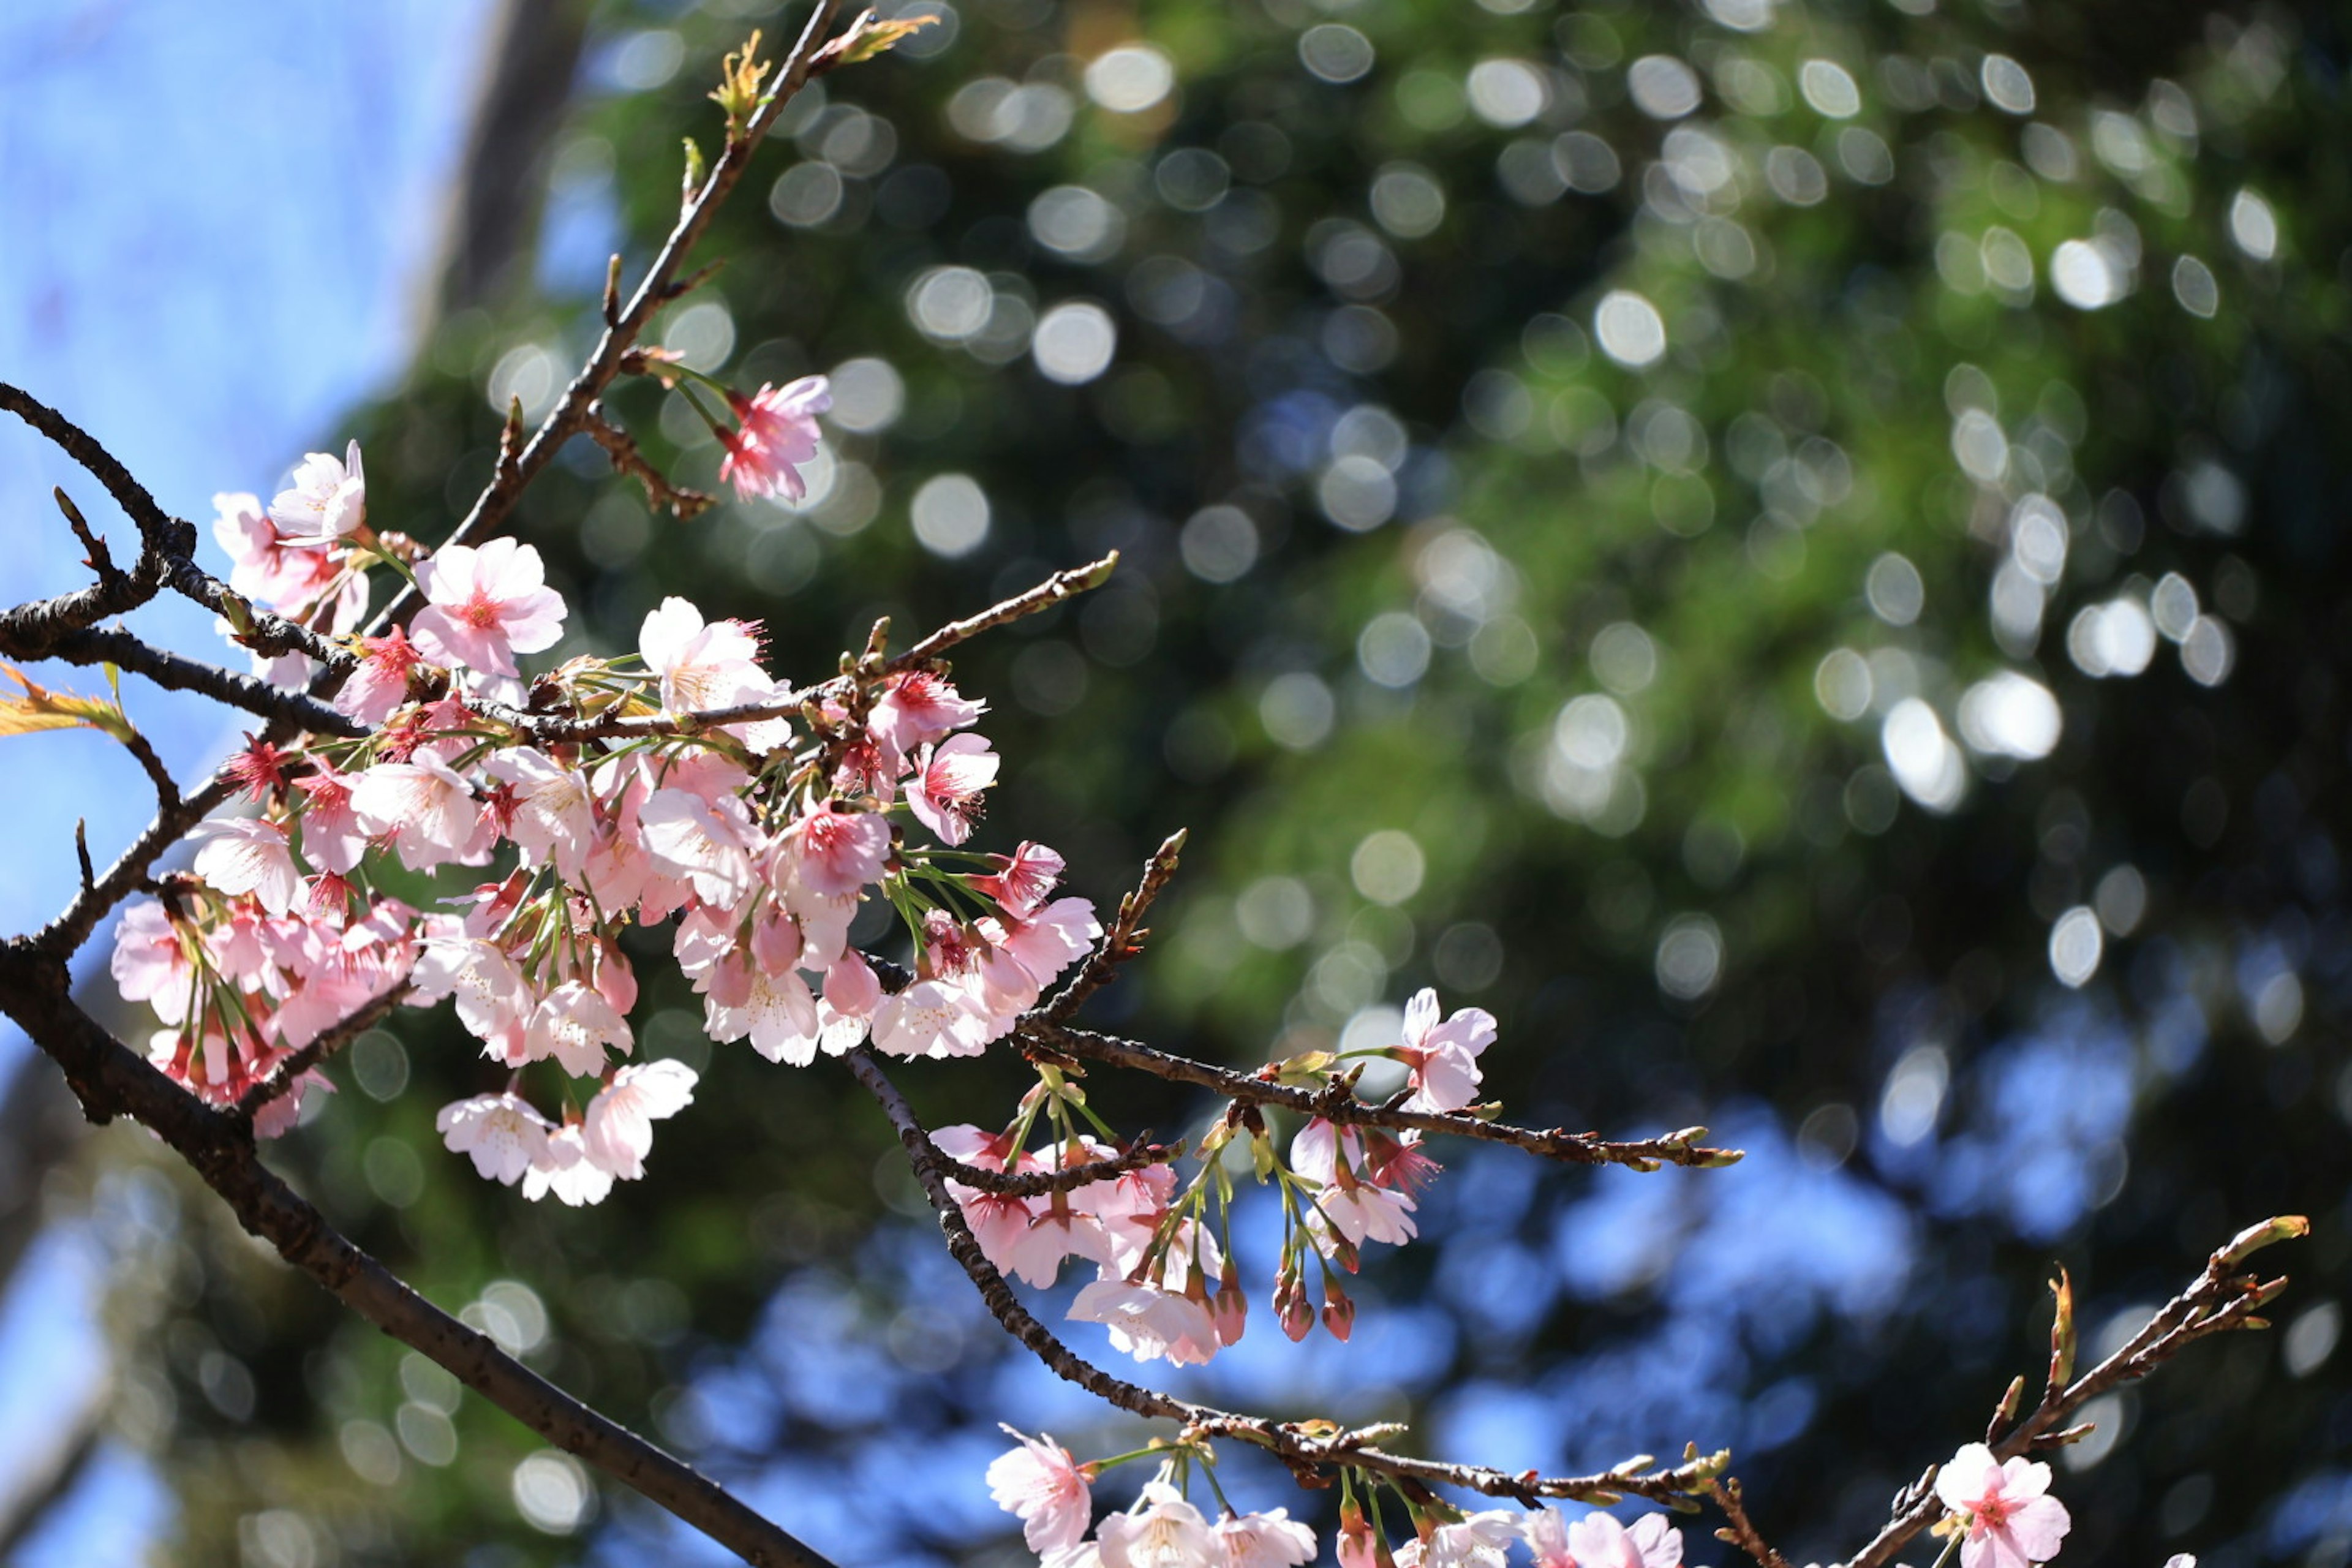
[
  {"x1": 1016, "y1": 1020, "x2": 1744, "y2": 1172},
  {"x1": 886, "y1": 552, "x2": 1119, "y2": 673},
  {"x1": 17, "y1": 624, "x2": 363, "y2": 737},
  {"x1": 1040, "y1": 827, "x2": 1188, "y2": 1025},
  {"x1": 232, "y1": 981, "x2": 415, "y2": 1124},
  {"x1": 0, "y1": 940, "x2": 836, "y2": 1568},
  {"x1": 846, "y1": 1046, "x2": 1728, "y2": 1509},
  {"x1": 1844, "y1": 1219, "x2": 2304, "y2": 1568}
]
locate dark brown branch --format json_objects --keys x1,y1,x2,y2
[
  {"x1": 1845, "y1": 1219, "x2": 2304, "y2": 1568},
  {"x1": 886, "y1": 552, "x2": 1119, "y2": 673},
  {"x1": 845, "y1": 1046, "x2": 1727, "y2": 1509},
  {"x1": 117, "y1": 724, "x2": 179, "y2": 813},
  {"x1": 358, "y1": 0, "x2": 848, "y2": 644},
  {"x1": 0, "y1": 941, "x2": 835, "y2": 1568},
  {"x1": 1018, "y1": 1020, "x2": 1744, "y2": 1172},
  {"x1": 233, "y1": 981, "x2": 414, "y2": 1123},
  {"x1": 1041, "y1": 828, "x2": 1187, "y2": 1024},
  {"x1": 24, "y1": 625, "x2": 363, "y2": 737}
]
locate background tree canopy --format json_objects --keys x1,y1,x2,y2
[{"x1": 15, "y1": 0, "x2": 2348, "y2": 1564}]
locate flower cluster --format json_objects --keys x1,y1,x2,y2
[
  {"x1": 987, "y1": 1434, "x2": 1697, "y2": 1568},
  {"x1": 212, "y1": 443, "x2": 375, "y2": 687}
]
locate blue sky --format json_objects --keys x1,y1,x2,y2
[{"x1": 0, "y1": 1, "x2": 494, "y2": 1551}]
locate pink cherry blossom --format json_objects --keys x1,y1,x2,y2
[
  {"x1": 523, "y1": 981, "x2": 633, "y2": 1077},
  {"x1": 1097, "y1": 1482, "x2": 1219, "y2": 1568},
  {"x1": 782, "y1": 802, "x2": 892, "y2": 896},
  {"x1": 252, "y1": 1069, "x2": 332, "y2": 1140},
  {"x1": 410, "y1": 537, "x2": 566, "y2": 677},
  {"x1": 523, "y1": 1123, "x2": 617, "y2": 1207},
  {"x1": 334, "y1": 627, "x2": 426, "y2": 726},
  {"x1": 870, "y1": 979, "x2": 995, "y2": 1059},
  {"x1": 1935, "y1": 1444, "x2": 2071, "y2": 1568},
  {"x1": 291, "y1": 760, "x2": 369, "y2": 875},
  {"x1": 1562, "y1": 1512, "x2": 1684, "y2": 1568},
  {"x1": 869, "y1": 669, "x2": 986, "y2": 760},
  {"x1": 973, "y1": 840, "x2": 1065, "y2": 916},
  {"x1": 187, "y1": 818, "x2": 301, "y2": 915},
  {"x1": 1215, "y1": 1510, "x2": 1317, "y2": 1568},
  {"x1": 435, "y1": 1093, "x2": 554, "y2": 1185},
  {"x1": 717, "y1": 376, "x2": 829, "y2": 502},
  {"x1": 703, "y1": 957, "x2": 822, "y2": 1065},
  {"x1": 351, "y1": 753, "x2": 491, "y2": 871},
  {"x1": 1400, "y1": 1512, "x2": 1523, "y2": 1568},
  {"x1": 1395, "y1": 987, "x2": 1497, "y2": 1114},
  {"x1": 1291, "y1": 1118, "x2": 1419, "y2": 1252},
  {"x1": 986, "y1": 1428, "x2": 1094, "y2": 1558},
  {"x1": 409, "y1": 932, "x2": 532, "y2": 1043},
  {"x1": 908, "y1": 733, "x2": 999, "y2": 846},
  {"x1": 637, "y1": 786, "x2": 759, "y2": 904},
  {"x1": 267, "y1": 441, "x2": 367, "y2": 546},
  {"x1": 1068, "y1": 1279, "x2": 1220, "y2": 1366},
  {"x1": 483, "y1": 748, "x2": 597, "y2": 879},
  {"x1": 583, "y1": 1060, "x2": 698, "y2": 1180},
  {"x1": 937, "y1": 1125, "x2": 1046, "y2": 1272},
  {"x1": 112, "y1": 901, "x2": 197, "y2": 1024}
]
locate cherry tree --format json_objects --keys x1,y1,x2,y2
[{"x1": 0, "y1": 13, "x2": 2306, "y2": 1568}]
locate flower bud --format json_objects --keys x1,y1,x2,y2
[{"x1": 1322, "y1": 1283, "x2": 1355, "y2": 1342}]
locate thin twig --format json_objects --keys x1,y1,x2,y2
[
  {"x1": 1041, "y1": 828, "x2": 1187, "y2": 1024},
  {"x1": 1018, "y1": 1020, "x2": 1744, "y2": 1172},
  {"x1": 586, "y1": 402, "x2": 714, "y2": 520},
  {"x1": 886, "y1": 552, "x2": 1120, "y2": 673},
  {"x1": 846, "y1": 1046, "x2": 1728, "y2": 1509},
  {"x1": 117, "y1": 725, "x2": 179, "y2": 812},
  {"x1": 1709, "y1": 1479, "x2": 1791, "y2": 1568},
  {"x1": 1844, "y1": 1220, "x2": 2304, "y2": 1568}
]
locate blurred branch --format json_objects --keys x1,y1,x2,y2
[
  {"x1": 847, "y1": 1044, "x2": 1730, "y2": 1508},
  {"x1": 1016, "y1": 1019, "x2": 1744, "y2": 1172},
  {"x1": 0, "y1": 941, "x2": 838, "y2": 1568},
  {"x1": 0, "y1": 1379, "x2": 105, "y2": 1560},
  {"x1": 1845, "y1": 1219, "x2": 2305, "y2": 1568}
]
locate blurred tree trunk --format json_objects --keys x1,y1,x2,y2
[{"x1": 422, "y1": 0, "x2": 593, "y2": 325}]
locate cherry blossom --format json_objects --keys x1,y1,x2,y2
[
  {"x1": 1215, "y1": 1510, "x2": 1317, "y2": 1568},
  {"x1": 1935, "y1": 1444, "x2": 2071, "y2": 1568},
  {"x1": 524, "y1": 1123, "x2": 617, "y2": 1207},
  {"x1": 1291, "y1": 1118, "x2": 1420, "y2": 1252},
  {"x1": 352, "y1": 753, "x2": 492, "y2": 871},
  {"x1": 186, "y1": 818, "x2": 302, "y2": 915},
  {"x1": 1556, "y1": 1512, "x2": 1684, "y2": 1568},
  {"x1": 335, "y1": 627, "x2": 426, "y2": 727},
  {"x1": 111, "y1": 902, "x2": 197, "y2": 1024},
  {"x1": 435, "y1": 1094, "x2": 555, "y2": 1185},
  {"x1": 783, "y1": 802, "x2": 892, "y2": 896},
  {"x1": 986, "y1": 1428, "x2": 1094, "y2": 1558},
  {"x1": 869, "y1": 669, "x2": 986, "y2": 761},
  {"x1": 908, "y1": 733, "x2": 999, "y2": 846},
  {"x1": 1397, "y1": 1512, "x2": 1522, "y2": 1568},
  {"x1": 1393, "y1": 988, "x2": 1498, "y2": 1114},
  {"x1": 717, "y1": 376, "x2": 829, "y2": 502},
  {"x1": 1096, "y1": 1482, "x2": 1219, "y2": 1568},
  {"x1": 523, "y1": 981, "x2": 633, "y2": 1077},
  {"x1": 410, "y1": 537, "x2": 567, "y2": 677},
  {"x1": 1068, "y1": 1278, "x2": 1220, "y2": 1367},
  {"x1": 582, "y1": 1060, "x2": 698, "y2": 1179},
  {"x1": 482, "y1": 748, "x2": 597, "y2": 879},
  {"x1": 267, "y1": 441, "x2": 367, "y2": 546}
]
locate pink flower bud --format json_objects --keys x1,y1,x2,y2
[{"x1": 1322, "y1": 1281, "x2": 1355, "y2": 1341}]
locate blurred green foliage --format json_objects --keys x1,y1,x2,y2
[{"x1": 77, "y1": 1, "x2": 2352, "y2": 1565}]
